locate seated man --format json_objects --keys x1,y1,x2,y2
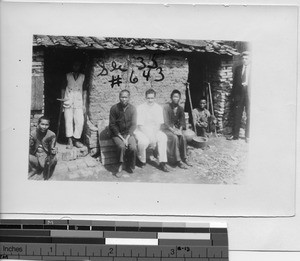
[
  {"x1": 192, "y1": 99, "x2": 216, "y2": 137},
  {"x1": 163, "y1": 90, "x2": 192, "y2": 169},
  {"x1": 134, "y1": 88, "x2": 169, "y2": 172},
  {"x1": 109, "y1": 90, "x2": 137, "y2": 177},
  {"x1": 29, "y1": 116, "x2": 57, "y2": 180}
]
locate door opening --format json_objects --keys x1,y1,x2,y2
[
  {"x1": 43, "y1": 48, "x2": 89, "y2": 144},
  {"x1": 185, "y1": 53, "x2": 220, "y2": 129}
]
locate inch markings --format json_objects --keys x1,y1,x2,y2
[{"x1": 0, "y1": 220, "x2": 228, "y2": 260}]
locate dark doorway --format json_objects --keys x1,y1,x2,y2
[
  {"x1": 185, "y1": 53, "x2": 220, "y2": 128},
  {"x1": 43, "y1": 48, "x2": 90, "y2": 143}
]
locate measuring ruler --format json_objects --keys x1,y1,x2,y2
[{"x1": 0, "y1": 220, "x2": 228, "y2": 260}]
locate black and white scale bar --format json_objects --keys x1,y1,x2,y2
[
  {"x1": 0, "y1": 220, "x2": 228, "y2": 260},
  {"x1": 0, "y1": 243, "x2": 228, "y2": 258}
]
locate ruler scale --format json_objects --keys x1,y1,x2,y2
[{"x1": 0, "y1": 220, "x2": 228, "y2": 260}]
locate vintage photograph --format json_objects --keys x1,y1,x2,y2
[{"x1": 29, "y1": 34, "x2": 250, "y2": 184}]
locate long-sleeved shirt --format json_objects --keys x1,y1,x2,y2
[
  {"x1": 192, "y1": 108, "x2": 211, "y2": 128},
  {"x1": 163, "y1": 102, "x2": 186, "y2": 130},
  {"x1": 29, "y1": 128, "x2": 56, "y2": 155},
  {"x1": 109, "y1": 102, "x2": 137, "y2": 137}
]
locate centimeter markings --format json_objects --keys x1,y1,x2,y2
[{"x1": 0, "y1": 220, "x2": 228, "y2": 260}]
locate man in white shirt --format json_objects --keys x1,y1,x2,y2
[
  {"x1": 61, "y1": 61, "x2": 87, "y2": 149},
  {"x1": 134, "y1": 89, "x2": 169, "y2": 172}
]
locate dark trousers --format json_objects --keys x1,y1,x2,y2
[
  {"x1": 196, "y1": 126, "x2": 207, "y2": 137},
  {"x1": 233, "y1": 92, "x2": 250, "y2": 139},
  {"x1": 112, "y1": 136, "x2": 137, "y2": 169},
  {"x1": 164, "y1": 130, "x2": 187, "y2": 163},
  {"x1": 29, "y1": 153, "x2": 57, "y2": 180}
]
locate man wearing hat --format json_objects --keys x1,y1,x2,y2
[
  {"x1": 228, "y1": 51, "x2": 251, "y2": 142},
  {"x1": 61, "y1": 61, "x2": 87, "y2": 149}
]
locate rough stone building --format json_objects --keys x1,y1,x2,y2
[{"x1": 31, "y1": 35, "x2": 242, "y2": 156}]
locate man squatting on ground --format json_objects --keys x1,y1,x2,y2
[
  {"x1": 29, "y1": 116, "x2": 57, "y2": 180},
  {"x1": 163, "y1": 90, "x2": 192, "y2": 169},
  {"x1": 62, "y1": 61, "x2": 87, "y2": 149},
  {"x1": 228, "y1": 51, "x2": 251, "y2": 142},
  {"x1": 134, "y1": 89, "x2": 169, "y2": 172},
  {"x1": 192, "y1": 99, "x2": 215, "y2": 137},
  {"x1": 109, "y1": 90, "x2": 137, "y2": 177}
]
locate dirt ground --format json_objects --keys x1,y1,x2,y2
[{"x1": 29, "y1": 135, "x2": 248, "y2": 184}]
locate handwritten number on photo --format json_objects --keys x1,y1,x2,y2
[
  {"x1": 143, "y1": 69, "x2": 151, "y2": 81},
  {"x1": 147, "y1": 56, "x2": 158, "y2": 69},
  {"x1": 137, "y1": 57, "x2": 146, "y2": 70},
  {"x1": 155, "y1": 67, "x2": 164, "y2": 82},
  {"x1": 130, "y1": 70, "x2": 138, "y2": 84}
]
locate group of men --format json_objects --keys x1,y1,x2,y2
[
  {"x1": 29, "y1": 51, "x2": 251, "y2": 179},
  {"x1": 109, "y1": 88, "x2": 192, "y2": 177}
]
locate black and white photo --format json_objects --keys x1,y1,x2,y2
[{"x1": 29, "y1": 35, "x2": 250, "y2": 184}]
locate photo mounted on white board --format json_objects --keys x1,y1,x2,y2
[
  {"x1": 29, "y1": 34, "x2": 250, "y2": 184},
  {"x1": 1, "y1": 2, "x2": 296, "y2": 217}
]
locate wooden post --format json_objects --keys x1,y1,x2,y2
[{"x1": 186, "y1": 82, "x2": 197, "y2": 136}]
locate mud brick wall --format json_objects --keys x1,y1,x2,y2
[
  {"x1": 84, "y1": 117, "x2": 100, "y2": 156},
  {"x1": 32, "y1": 49, "x2": 44, "y2": 76},
  {"x1": 88, "y1": 51, "x2": 188, "y2": 126},
  {"x1": 210, "y1": 57, "x2": 234, "y2": 133},
  {"x1": 30, "y1": 48, "x2": 45, "y2": 132},
  {"x1": 86, "y1": 51, "x2": 188, "y2": 152},
  {"x1": 30, "y1": 112, "x2": 44, "y2": 131}
]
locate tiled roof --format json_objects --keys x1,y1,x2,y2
[{"x1": 33, "y1": 35, "x2": 240, "y2": 56}]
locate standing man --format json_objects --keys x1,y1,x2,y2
[
  {"x1": 134, "y1": 89, "x2": 169, "y2": 172},
  {"x1": 109, "y1": 90, "x2": 137, "y2": 177},
  {"x1": 29, "y1": 116, "x2": 57, "y2": 180},
  {"x1": 62, "y1": 61, "x2": 87, "y2": 149},
  {"x1": 228, "y1": 51, "x2": 251, "y2": 142},
  {"x1": 163, "y1": 90, "x2": 191, "y2": 169}
]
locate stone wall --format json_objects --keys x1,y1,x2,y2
[
  {"x1": 209, "y1": 57, "x2": 234, "y2": 133},
  {"x1": 30, "y1": 111, "x2": 44, "y2": 131},
  {"x1": 32, "y1": 49, "x2": 44, "y2": 77},
  {"x1": 30, "y1": 48, "x2": 45, "y2": 132}
]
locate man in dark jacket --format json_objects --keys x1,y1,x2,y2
[
  {"x1": 29, "y1": 116, "x2": 57, "y2": 180},
  {"x1": 228, "y1": 51, "x2": 251, "y2": 142},
  {"x1": 163, "y1": 89, "x2": 192, "y2": 169},
  {"x1": 109, "y1": 90, "x2": 137, "y2": 177}
]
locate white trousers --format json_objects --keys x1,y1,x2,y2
[
  {"x1": 134, "y1": 130, "x2": 168, "y2": 163},
  {"x1": 64, "y1": 107, "x2": 84, "y2": 139}
]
